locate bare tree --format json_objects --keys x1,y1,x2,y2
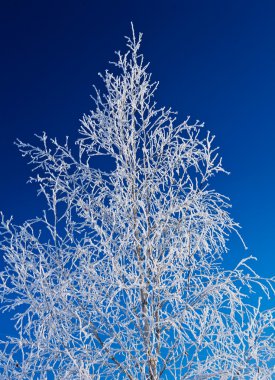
[{"x1": 0, "y1": 25, "x2": 274, "y2": 379}]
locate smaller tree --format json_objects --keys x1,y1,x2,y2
[{"x1": 0, "y1": 25, "x2": 274, "y2": 379}]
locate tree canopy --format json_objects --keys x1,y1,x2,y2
[{"x1": 0, "y1": 25, "x2": 274, "y2": 379}]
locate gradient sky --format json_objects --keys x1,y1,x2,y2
[{"x1": 0, "y1": 0, "x2": 274, "y2": 331}]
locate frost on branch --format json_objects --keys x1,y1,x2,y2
[{"x1": 0, "y1": 26, "x2": 274, "y2": 379}]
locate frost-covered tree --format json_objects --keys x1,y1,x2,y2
[{"x1": 0, "y1": 26, "x2": 274, "y2": 379}]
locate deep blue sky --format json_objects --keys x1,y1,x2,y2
[{"x1": 0, "y1": 0, "x2": 274, "y2": 289}]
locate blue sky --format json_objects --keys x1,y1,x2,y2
[{"x1": 0, "y1": 0, "x2": 274, "y2": 314}]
